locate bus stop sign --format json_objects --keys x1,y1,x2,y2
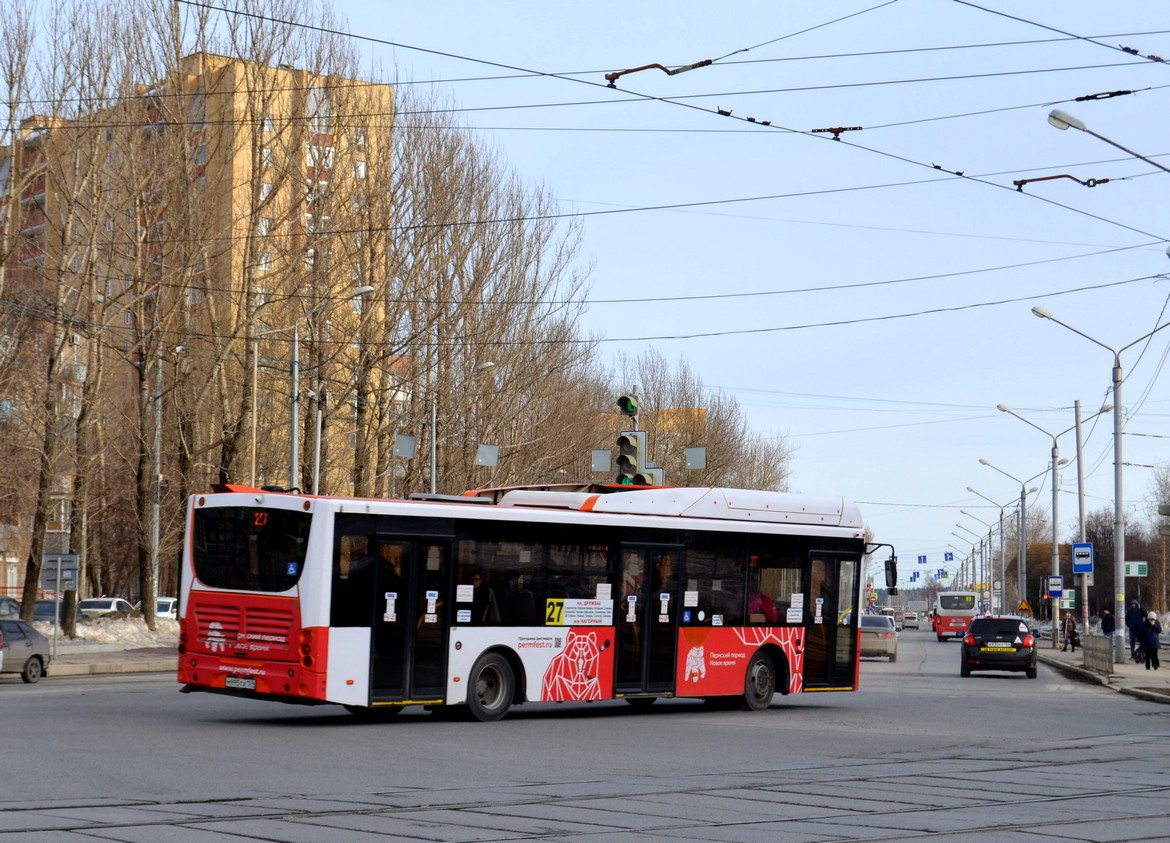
[
  {"x1": 1047, "y1": 575, "x2": 1063, "y2": 599},
  {"x1": 1072, "y1": 542, "x2": 1093, "y2": 574}
]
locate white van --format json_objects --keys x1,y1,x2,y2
[{"x1": 879, "y1": 607, "x2": 903, "y2": 631}]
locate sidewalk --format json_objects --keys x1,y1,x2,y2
[{"x1": 1037, "y1": 641, "x2": 1170, "y2": 704}]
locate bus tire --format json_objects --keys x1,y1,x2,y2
[
  {"x1": 742, "y1": 652, "x2": 775, "y2": 711},
  {"x1": 936, "y1": 633, "x2": 944, "y2": 642},
  {"x1": 467, "y1": 653, "x2": 514, "y2": 722}
]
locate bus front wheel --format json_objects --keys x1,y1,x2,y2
[
  {"x1": 467, "y1": 653, "x2": 514, "y2": 722},
  {"x1": 742, "y1": 652, "x2": 775, "y2": 711}
]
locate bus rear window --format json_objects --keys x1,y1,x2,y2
[
  {"x1": 939, "y1": 594, "x2": 975, "y2": 610},
  {"x1": 192, "y1": 507, "x2": 311, "y2": 592}
]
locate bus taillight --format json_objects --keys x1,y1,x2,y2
[{"x1": 298, "y1": 628, "x2": 323, "y2": 670}]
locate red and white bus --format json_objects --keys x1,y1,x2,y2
[
  {"x1": 178, "y1": 483, "x2": 896, "y2": 720},
  {"x1": 932, "y1": 590, "x2": 978, "y2": 640}
]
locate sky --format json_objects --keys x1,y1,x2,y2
[{"x1": 307, "y1": 1, "x2": 1170, "y2": 588}]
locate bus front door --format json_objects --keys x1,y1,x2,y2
[
  {"x1": 615, "y1": 547, "x2": 680, "y2": 696},
  {"x1": 370, "y1": 540, "x2": 451, "y2": 703},
  {"x1": 802, "y1": 553, "x2": 860, "y2": 689}
]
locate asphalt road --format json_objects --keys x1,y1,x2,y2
[{"x1": 3, "y1": 630, "x2": 1170, "y2": 841}]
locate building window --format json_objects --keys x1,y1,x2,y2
[
  {"x1": 260, "y1": 182, "x2": 273, "y2": 201},
  {"x1": 262, "y1": 147, "x2": 274, "y2": 168},
  {"x1": 306, "y1": 145, "x2": 334, "y2": 169},
  {"x1": 354, "y1": 160, "x2": 367, "y2": 180},
  {"x1": 352, "y1": 128, "x2": 367, "y2": 149},
  {"x1": 258, "y1": 252, "x2": 273, "y2": 272},
  {"x1": 261, "y1": 114, "x2": 274, "y2": 132},
  {"x1": 304, "y1": 248, "x2": 316, "y2": 269},
  {"x1": 308, "y1": 86, "x2": 332, "y2": 134},
  {"x1": 257, "y1": 217, "x2": 272, "y2": 237}
]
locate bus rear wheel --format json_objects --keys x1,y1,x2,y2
[
  {"x1": 743, "y1": 652, "x2": 775, "y2": 711},
  {"x1": 467, "y1": 653, "x2": 514, "y2": 722}
]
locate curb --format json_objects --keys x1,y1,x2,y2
[
  {"x1": 1037, "y1": 652, "x2": 1170, "y2": 705},
  {"x1": 49, "y1": 659, "x2": 176, "y2": 678}
]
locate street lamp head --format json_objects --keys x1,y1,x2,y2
[
  {"x1": 476, "y1": 361, "x2": 496, "y2": 374},
  {"x1": 1100, "y1": 404, "x2": 1114, "y2": 414},
  {"x1": 1031, "y1": 306, "x2": 1053, "y2": 320},
  {"x1": 966, "y1": 486, "x2": 977, "y2": 493},
  {"x1": 1047, "y1": 109, "x2": 1086, "y2": 132},
  {"x1": 353, "y1": 285, "x2": 375, "y2": 296},
  {"x1": 996, "y1": 403, "x2": 1012, "y2": 413},
  {"x1": 979, "y1": 458, "x2": 991, "y2": 466},
  {"x1": 1027, "y1": 486, "x2": 1039, "y2": 494}
]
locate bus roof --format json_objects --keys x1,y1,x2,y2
[{"x1": 491, "y1": 486, "x2": 862, "y2": 529}]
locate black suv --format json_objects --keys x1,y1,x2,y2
[{"x1": 960, "y1": 616, "x2": 1037, "y2": 679}]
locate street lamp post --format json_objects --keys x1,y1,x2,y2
[
  {"x1": 1030, "y1": 306, "x2": 1170, "y2": 662},
  {"x1": 429, "y1": 361, "x2": 497, "y2": 495},
  {"x1": 960, "y1": 511, "x2": 996, "y2": 611},
  {"x1": 1047, "y1": 110, "x2": 1170, "y2": 176},
  {"x1": 967, "y1": 488, "x2": 1021, "y2": 614},
  {"x1": 979, "y1": 458, "x2": 1045, "y2": 619},
  {"x1": 996, "y1": 404, "x2": 1110, "y2": 647}
]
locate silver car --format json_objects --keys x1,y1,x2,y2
[
  {"x1": 0, "y1": 619, "x2": 51, "y2": 683},
  {"x1": 859, "y1": 614, "x2": 898, "y2": 662}
]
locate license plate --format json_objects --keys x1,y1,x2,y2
[
  {"x1": 980, "y1": 644, "x2": 1014, "y2": 651},
  {"x1": 225, "y1": 676, "x2": 256, "y2": 690}
]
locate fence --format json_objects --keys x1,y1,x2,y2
[{"x1": 1082, "y1": 633, "x2": 1115, "y2": 674}]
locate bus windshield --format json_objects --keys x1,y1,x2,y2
[
  {"x1": 939, "y1": 593, "x2": 976, "y2": 611},
  {"x1": 192, "y1": 507, "x2": 311, "y2": 592}
]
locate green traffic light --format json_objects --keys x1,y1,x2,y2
[{"x1": 616, "y1": 395, "x2": 638, "y2": 416}]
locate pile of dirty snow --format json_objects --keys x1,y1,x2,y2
[{"x1": 33, "y1": 616, "x2": 179, "y2": 647}]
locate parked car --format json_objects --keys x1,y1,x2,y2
[
  {"x1": 32, "y1": 599, "x2": 74, "y2": 627},
  {"x1": 860, "y1": 614, "x2": 898, "y2": 661},
  {"x1": 135, "y1": 597, "x2": 178, "y2": 620},
  {"x1": 903, "y1": 611, "x2": 919, "y2": 630},
  {"x1": 0, "y1": 595, "x2": 20, "y2": 618},
  {"x1": 0, "y1": 618, "x2": 50, "y2": 683},
  {"x1": 961, "y1": 615, "x2": 1037, "y2": 679},
  {"x1": 76, "y1": 597, "x2": 136, "y2": 618}
]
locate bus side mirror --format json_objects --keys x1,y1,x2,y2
[{"x1": 885, "y1": 557, "x2": 898, "y2": 596}]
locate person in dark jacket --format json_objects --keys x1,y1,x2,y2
[
  {"x1": 1100, "y1": 607, "x2": 1116, "y2": 638},
  {"x1": 1125, "y1": 600, "x2": 1145, "y2": 655},
  {"x1": 1137, "y1": 611, "x2": 1162, "y2": 671},
  {"x1": 1061, "y1": 613, "x2": 1079, "y2": 652}
]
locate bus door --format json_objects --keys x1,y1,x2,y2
[
  {"x1": 370, "y1": 540, "x2": 451, "y2": 702},
  {"x1": 615, "y1": 546, "x2": 681, "y2": 695},
  {"x1": 802, "y1": 553, "x2": 860, "y2": 688}
]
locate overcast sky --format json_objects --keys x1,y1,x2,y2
[{"x1": 320, "y1": 1, "x2": 1170, "y2": 588}]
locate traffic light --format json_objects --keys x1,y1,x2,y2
[
  {"x1": 616, "y1": 430, "x2": 648, "y2": 485},
  {"x1": 616, "y1": 394, "x2": 639, "y2": 425}
]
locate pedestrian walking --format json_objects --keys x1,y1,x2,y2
[
  {"x1": 1125, "y1": 599, "x2": 1145, "y2": 656},
  {"x1": 1061, "y1": 613, "x2": 1079, "y2": 652},
  {"x1": 1100, "y1": 607, "x2": 1116, "y2": 638},
  {"x1": 1136, "y1": 611, "x2": 1162, "y2": 671}
]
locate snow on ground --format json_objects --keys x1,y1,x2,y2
[{"x1": 32, "y1": 616, "x2": 179, "y2": 647}]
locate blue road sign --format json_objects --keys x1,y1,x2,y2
[{"x1": 1072, "y1": 541, "x2": 1093, "y2": 574}]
